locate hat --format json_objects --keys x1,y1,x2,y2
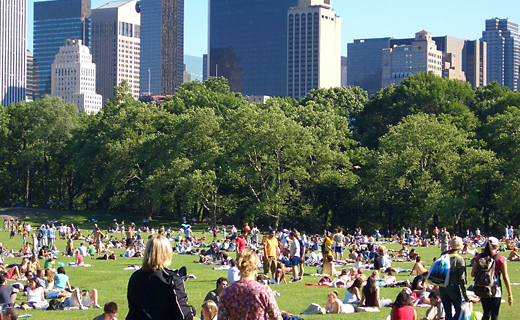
[
  {"x1": 487, "y1": 236, "x2": 499, "y2": 247},
  {"x1": 450, "y1": 236, "x2": 463, "y2": 250}
]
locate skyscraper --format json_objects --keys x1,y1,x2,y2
[
  {"x1": 287, "y1": 0, "x2": 341, "y2": 99},
  {"x1": 347, "y1": 38, "x2": 393, "y2": 95},
  {"x1": 463, "y1": 40, "x2": 487, "y2": 89},
  {"x1": 140, "y1": 0, "x2": 184, "y2": 95},
  {"x1": 91, "y1": 1, "x2": 140, "y2": 101},
  {"x1": 209, "y1": 0, "x2": 299, "y2": 96},
  {"x1": 482, "y1": 18, "x2": 520, "y2": 91},
  {"x1": 34, "y1": 0, "x2": 91, "y2": 99},
  {"x1": 51, "y1": 39, "x2": 102, "y2": 114},
  {"x1": 0, "y1": 0, "x2": 26, "y2": 106}
]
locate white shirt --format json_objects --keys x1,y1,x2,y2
[
  {"x1": 290, "y1": 238, "x2": 300, "y2": 257},
  {"x1": 227, "y1": 267, "x2": 240, "y2": 285}
]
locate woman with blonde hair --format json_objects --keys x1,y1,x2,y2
[
  {"x1": 126, "y1": 235, "x2": 195, "y2": 320},
  {"x1": 218, "y1": 249, "x2": 282, "y2": 320},
  {"x1": 202, "y1": 300, "x2": 218, "y2": 320}
]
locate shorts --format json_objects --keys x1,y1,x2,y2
[
  {"x1": 335, "y1": 246, "x2": 344, "y2": 253},
  {"x1": 290, "y1": 256, "x2": 300, "y2": 266}
]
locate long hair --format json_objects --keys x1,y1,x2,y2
[
  {"x1": 237, "y1": 249, "x2": 258, "y2": 278},
  {"x1": 363, "y1": 275, "x2": 377, "y2": 295},
  {"x1": 482, "y1": 241, "x2": 495, "y2": 257},
  {"x1": 393, "y1": 291, "x2": 413, "y2": 308},
  {"x1": 142, "y1": 235, "x2": 173, "y2": 272}
]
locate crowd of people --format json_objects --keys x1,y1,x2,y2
[
  {"x1": 1, "y1": 216, "x2": 518, "y2": 320},
  {"x1": 157, "y1": 223, "x2": 517, "y2": 320}
]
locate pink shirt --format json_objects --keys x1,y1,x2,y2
[{"x1": 218, "y1": 280, "x2": 282, "y2": 320}]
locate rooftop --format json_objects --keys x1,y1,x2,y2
[{"x1": 95, "y1": 1, "x2": 134, "y2": 10}]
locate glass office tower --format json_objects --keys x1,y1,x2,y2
[
  {"x1": 140, "y1": 0, "x2": 184, "y2": 95},
  {"x1": 482, "y1": 18, "x2": 520, "y2": 91},
  {"x1": 34, "y1": 0, "x2": 91, "y2": 99},
  {"x1": 209, "y1": 0, "x2": 298, "y2": 97}
]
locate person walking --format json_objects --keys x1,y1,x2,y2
[
  {"x1": 471, "y1": 236, "x2": 513, "y2": 320},
  {"x1": 439, "y1": 236, "x2": 469, "y2": 320}
]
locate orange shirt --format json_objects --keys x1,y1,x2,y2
[{"x1": 264, "y1": 236, "x2": 278, "y2": 257}]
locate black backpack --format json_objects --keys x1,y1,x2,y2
[
  {"x1": 46, "y1": 298, "x2": 65, "y2": 310},
  {"x1": 473, "y1": 254, "x2": 500, "y2": 298}
]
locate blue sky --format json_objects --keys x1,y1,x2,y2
[{"x1": 28, "y1": 0, "x2": 520, "y2": 57}]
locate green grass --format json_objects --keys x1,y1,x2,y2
[{"x1": 0, "y1": 208, "x2": 519, "y2": 319}]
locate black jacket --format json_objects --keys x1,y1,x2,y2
[{"x1": 126, "y1": 268, "x2": 194, "y2": 320}]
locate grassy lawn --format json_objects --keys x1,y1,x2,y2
[{"x1": 0, "y1": 208, "x2": 519, "y2": 319}]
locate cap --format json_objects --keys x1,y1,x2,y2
[{"x1": 487, "y1": 236, "x2": 499, "y2": 247}]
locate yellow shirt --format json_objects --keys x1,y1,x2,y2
[{"x1": 264, "y1": 236, "x2": 278, "y2": 257}]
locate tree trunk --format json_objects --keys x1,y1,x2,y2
[{"x1": 25, "y1": 164, "x2": 30, "y2": 207}]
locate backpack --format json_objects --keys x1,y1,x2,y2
[
  {"x1": 426, "y1": 254, "x2": 451, "y2": 287},
  {"x1": 473, "y1": 254, "x2": 499, "y2": 298},
  {"x1": 46, "y1": 299, "x2": 64, "y2": 310}
]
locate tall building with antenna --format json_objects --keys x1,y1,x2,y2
[{"x1": 33, "y1": 0, "x2": 91, "y2": 99}]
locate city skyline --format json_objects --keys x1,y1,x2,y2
[{"x1": 27, "y1": 0, "x2": 520, "y2": 59}]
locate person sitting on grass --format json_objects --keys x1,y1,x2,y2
[
  {"x1": 390, "y1": 290, "x2": 416, "y2": 320},
  {"x1": 321, "y1": 255, "x2": 337, "y2": 276},
  {"x1": 204, "y1": 277, "x2": 228, "y2": 305},
  {"x1": 325, "y1": 290, "x2": 355, "y2": 314},
  {"x1": 0, "y1": 274, "x2": 18, "y2": 307},
  {"x1": 344, "y1": 278, "x2": 363, "y2": 305},
  {"x1": 274, "y1": 262, "x2": 287, "y2": 284},
  {"x1": 421, "y1": 291, "x2": 444, "y2": 320},
  {"x1": 92, "y1": 301, "x2": 118, "y2": 320},
  {"x1": 54, "y1": 266, "x2": 71, "y2": 291},
  {"x1": 361, "y1": 275, "x2": 380, "y2": 308},
  {"x1": 20, "y1": 278, "x2": 49, "y2": 310},
  {"x1": 508, "y1": 247, "x2": 520, "y2": 261}
]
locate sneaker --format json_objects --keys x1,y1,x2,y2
[
  {"x1": 93, "y1": 304, "x2": 101, "y2": 309},
  {"x1": 79, "y1": 305, "x2": 89, "y2": 310}
]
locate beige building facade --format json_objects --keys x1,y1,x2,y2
[
  {"x1": 382, "y1": 31, "x2": 443, "y2": 87},
  {"x1": 51, "y1": 39, "x2": 103, "y2": 114},
  {"x1": 287, "y1": 0, "x2": 341, "y2": 99}
]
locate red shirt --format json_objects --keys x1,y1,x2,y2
[
  {"x1": 391, "y1": 305, "x2": 415, "y2": 320},
  {"x1": 236, "y1": 236, "x2": 246, "y2": 253}
]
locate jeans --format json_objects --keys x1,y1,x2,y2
[
  {"x1": 481, "y1": 297, "x2": 501, "y2": 320},
  {"x1": 440, "y1": 285, "x2": 462, "y2": 320}
]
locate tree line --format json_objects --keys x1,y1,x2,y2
[{"x1": 1, "y1": 74, "x2": 520, "y2": 235}]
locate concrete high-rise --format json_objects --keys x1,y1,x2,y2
[
  {"x1": 463, "y1": 40, "x2": 487, "y2": 89},
  {"x1": 26, "y1": 50, "x2": 37, "y2": 102},
  {"x1": 0, "y1": 0, "x2": 27, "y2": 106},
  {"x1": 209, "y1": 0, "x2": 299, "y2": 96},
  {"x1": 140, "y1": 0, "x2": 183, "y2": 95},
  {"x1": 34, "y1": 0, "x2": 91, "y2": 99},
  {"x1": 92, "y1": 1, "x2": 140, "y2": 101},
  {"x1": 287, "y1": 0, "x2": 341, "y2": 100},
  {"x1": 382, "y1": 31, "x2": 443, "y2": 87},
  {"x1": 51, "y1": 39, "x2": 102, "y2": 114},
  {"x1": 482, "y1": 18, "x2": 520, "y2": 91}
]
